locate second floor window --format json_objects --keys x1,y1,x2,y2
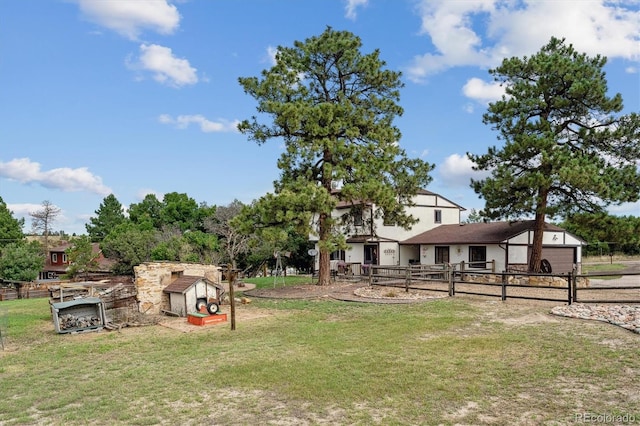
[
  {"x1": 353, "y1": 208, "x2": 363, "y2": 227},
  {"x1": 51, "y1": 253, "x2": 57, "y2": 263},
  {"x1": 434, "y1": 209, "x2": 442, "y2": 223}
]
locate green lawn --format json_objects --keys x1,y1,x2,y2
[
  {"x1": 242, "y1": 274, "x2": 313, "y2": 289},
  {"x1": 0, "y1": 296, "x2": 638, "y2": 425}
]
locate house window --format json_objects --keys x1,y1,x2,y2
[
  {"x1": 62, "y1": 254, "x2": 68, "y2": 263},
  {"x1": 353, "y1": 208, "x2": 364, "y2": 227},
  {"x1": 434, "y1": 209, "x2": 442, "y2": 224},
  {"x1": 51, "y1": 253, "x2": 58, "y2": 263},
  {"x1": 330, "y1": 250, "x2": 346, "y2": 261},
  {"x1": 469, "y1": 246, "x2": 487, "y2": 268},
  {"x1": 435, "y1": 246, "x2": 449, "y2": 264}
]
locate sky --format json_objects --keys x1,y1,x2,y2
[{"x1": 1, "y1": 0, "x2": 639, "y2": 236}]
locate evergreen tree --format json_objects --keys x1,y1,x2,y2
[
  {"x1": 85, "y1": 194, "x2": 126, "y2": 242},
  {"x1": 238, "y1": 27, "x2": 433, "y2": 285},
  {"x1": 0, "y1": 196, "x2": 25, "y2": 247},
  {"x1": 101, "y1": 222, "x2": 157, "y2": 274},
  {"x1": 64, "y1": 235, "x2": 99, "y2": 280},
  {"x1": 0, "y1": 241, "x2": 44, "y2": 282},
  {"x1": 469, "y1": 37, "x2": 640, "y2": 272}
]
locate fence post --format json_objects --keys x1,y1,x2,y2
[
  {"x1": 368, "y1": 265, "x2": 373, "y2": 286},
  {"x1": 572, "y1": 270, "x2": 578, "y2": 304},
  {"x1": 405, "y1": 267, "x2": 410, "y2": 292},
  {"x1": 501, "y1": 272, "x2": 507, "y2": 301},
  {"x1": 566, "y1": 272, "x2": 572, "y2": 305},
  {"x1": 448, "y1": 264, "x2": 455, "y2": 297}
]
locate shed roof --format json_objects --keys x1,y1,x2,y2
[
  {"x1": 163, "y1": 275, "x2": 207, "y2": 294},
  {"x1": 401, "y1": 220, "x2": 570, "y2": 245}
]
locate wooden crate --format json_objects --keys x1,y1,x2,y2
[{"x1": 187, "y1": 312, "x2": 228, "y2": 326}]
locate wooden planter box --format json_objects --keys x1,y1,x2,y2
[{"x1": 187, "y1": 312, "x2": 228, "y2": 326}]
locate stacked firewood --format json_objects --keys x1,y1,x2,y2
[
  {"x1": 50, "y1": 282, "x2": 139, "y2": 331},
  {"x1": 58, "y1": 313, "x2": 102, "y2": 331}
]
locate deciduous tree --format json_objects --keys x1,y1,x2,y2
[
  {"x1": 238, "y1": 27, "x2": 433, "y2": 285},
  {"x1": 30, "y1": 200, "x2": 61, "y2": 256},
  {"x1": 205, "y1": 199, "x2": 249, "y2": 269},
  {"x1": 469, "y1": 37, "x2": 640, "y2": 272}
]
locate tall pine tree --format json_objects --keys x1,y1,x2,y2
[
  {"x1": 238, "y1": 28, "x2": 433, "y2": 285},
  {"x1": 469, "y1": 37, "x2": 640, "y2": 272}
]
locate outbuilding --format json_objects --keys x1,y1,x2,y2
[{"x1": 163, "y1": 275, "x2": 225, "y2": 317}]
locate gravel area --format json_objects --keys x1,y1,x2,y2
[{"x1": 551, "y1": 304, "x2": 640, "y2": 334}]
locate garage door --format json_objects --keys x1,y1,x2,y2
[{"x1": 528, "y1": 247, "x2": 576, "y2": 274}]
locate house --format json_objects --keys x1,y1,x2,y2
[
  {"x1": 163, "y1": 275, "x2": 225, "y2": 317},
  {"x1": 311, "y1": 189, "x2": 465, "y2": 271},
  {"x1": 400, "y1": 220, "x2": 585, "y2": 274},
  {"x1": 39, "y1": 242, "x2": 114, "y2": 281}
]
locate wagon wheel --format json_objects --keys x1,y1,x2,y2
[
  {"x1": 195, "y1": 298, "x2": 207, "y2": 312},
  {"x1": 206, "y1": 302, "x2": 219, "y2": 315},
  {"x1": 540, "y1": 259, "x2": 552, "y2": 274}
]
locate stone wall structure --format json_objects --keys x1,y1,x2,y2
[{"x1": 134, "y1": 262, "x2": 221, "y2": 315}]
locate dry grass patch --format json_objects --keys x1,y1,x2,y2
[{"x1": 0, "y1": 297, "x2": 638, "y2": 425}]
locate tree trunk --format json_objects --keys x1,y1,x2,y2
[
  {"x1": 528, "y1": 188, "x2": 549, "y2": 273},
  {"x1": 317, "y1": 212, "x2": 331, "y2": 286}
]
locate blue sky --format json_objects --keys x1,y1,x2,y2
[{"x1": 1, "y1": 0, "x2": 639, "y2": 235}]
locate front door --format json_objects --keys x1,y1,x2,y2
[{"x1": 364, "y1": 244, "x2": 378, "y2": 265}]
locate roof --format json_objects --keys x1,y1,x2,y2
[
  {"x1": 346, "y1": 234, "x2": 398, "y2": 243},
  {"x1": 401, "y1": 221, "x2": 568, "y2": 245},
  {"x1": 333, "y1": 188, "x2": 465, "y2": 211},
  {"x1": 163, "y1": 275, "x2": 207, "y2": 294}
]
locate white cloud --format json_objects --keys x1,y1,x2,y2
[
  {"x1": 159, "y1": 114, "x2": 239, "y2": 133},
  {"x1": 608, "y1": 200, "x2": 640, "y2": 216},
  {"x1": 266, "y1": 46, "x2": 278, "y2": 66},
  {"x1": 345, "y1": 0, "x2": 368, "y2": 20},
  {"x1": 407, "y1": 0, "x2": 640, "y2": 82},
  {"x1": 75, "y1": 0, "x2": 180, "y2": 40},
  {"x1": 136, "y1": 188, "x2": 163, "y2": 201},
  {"x1": 462, "y1": 77, "x2": 505, "y2": 104},
  {"x1": 438, "y1": 153, "x2": 490, "y2": 187},
  {"x1": 0, "y1": 158, "x2": 112, "y2": 196},
  {"x1": 5, "y1": 203, "x2": 43, "y2": 218},
  {"x1": 131, "y1": 44, "x2": 198, "y2": 87},
  {"x1": 0, "y1": 159, "x2": 106, "y2": 195}
]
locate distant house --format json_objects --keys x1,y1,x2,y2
[
  {"x1": 39, "y1": 242, "x2": 114, "y2": 281},
  {"x1": 400, "y1": 220, "x2": 585, "y2": 274},
  {"x1": 311, "y1": 189, "x2": 465, "y2": 271}
]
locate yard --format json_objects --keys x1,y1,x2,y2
[{"x1": 0, "y1": 282, "x2": 638, "y2": 425}]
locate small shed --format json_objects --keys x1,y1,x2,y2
[{"x1": 163, "y1": 275, "x2": 225, "y2": 317}]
